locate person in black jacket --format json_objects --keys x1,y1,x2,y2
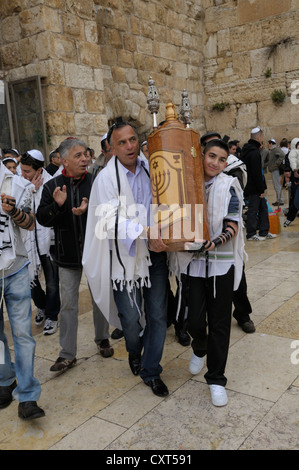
[
  {"x1": 241, "y1": 127, "x2": 276, "y2": 241},
  {"x1": 45, "y1": 149, "x2": 61, "y2": 176},
  {"x1": 36, "y1": 138, "x2": 114, "y2": 372}
]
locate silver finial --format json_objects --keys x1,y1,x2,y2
[
  {"x1": 180, "y1": 89, "x2": 192, "y2": 127},
  {"x1": 147, "y1": 77, "x2": 160, "y2": 128}
]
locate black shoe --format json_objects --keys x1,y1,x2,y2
[
  {"x1": 111, "y1": 328, "x2": 124, "y2": 339},
  {"x1": 18, "y1": 401, "x2": 45, "y2": 420},
  {"x1": 145, "y1": 378, "x2": 169, "y2": 397},
  {"x1": 239, "y1": 320, "x2": 256, "y2": 333},
  {"x1": 175, "y1": 328, "x2": 191, "y2": 347},
  {"x1": 0, "y1": 380, "x2": 17, "y2": 409},
  {"x1": 98, "y1": 339, "x2": 114, "y2": 358},
  {"x1": 128, "y1": 354, "x2": 141, "y2": 376},
  {"x1": 50, "y1": 356, "x2": 77, "y2": 372}
]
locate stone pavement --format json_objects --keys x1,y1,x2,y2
[{"x1": 1, "y1": 180, "x2": 299, "y2": 451}]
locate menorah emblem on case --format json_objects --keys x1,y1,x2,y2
[
  {"x1": 151, "y1": 169, "x2": 171, "y2": 205},
  {"x1": 150, "y1": 151, "x2": 186, "y2": 207}
]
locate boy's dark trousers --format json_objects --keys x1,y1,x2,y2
[{"x1": 182, "y1": 266, "x2": 234, "y2": 387}]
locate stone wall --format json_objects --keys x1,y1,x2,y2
[
  {"x1": 0, "y1": 0, "x2": 299, "y2": 156},
  {"x1": 202, "y1": 0, "x2": 299, "y2": 144}
]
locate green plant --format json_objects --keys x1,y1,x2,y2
[
  {"x1": 271, "y1": 89, "x2": 286, "y2": 104},
  {"x1": 264, "y1": 67, "x2": 272, "y2": 78},
  {"x1": 212, "y1": 102, "x2": 230, "y2": 111}
]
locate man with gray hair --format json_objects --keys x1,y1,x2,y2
[{"x1": 36, "y1": 138, "x2": 114, "y2": 372}]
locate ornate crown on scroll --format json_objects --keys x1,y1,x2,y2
[
  {"x1": 147, "y1": 77, "x2": 160, "y2": 128},
  {"x1": 180, "y1": 89, "x2": 192, "y2": 127}
]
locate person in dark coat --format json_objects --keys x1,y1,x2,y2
[
  {"x1": 241, "y1": 127, "x2": 276, "y2": 241},
  {"x1": 36, "y1": 138, "x2": 114, "y2": 372}
]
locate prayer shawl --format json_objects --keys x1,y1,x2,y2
[
  {"x1": 0, "y1": 162, "x2": 33, "y2": 271},
  {"x1": 23, "y1": 169, "x2": 54, "y2": 286},
  {"x1": 83, "y1": 156, "x2": 151, "y2": 328},
  {"x1": 168, "y1": 172, "x2": 246, "y2": 296}
]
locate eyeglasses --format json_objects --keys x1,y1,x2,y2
[
  {"x1": 107, "y1": 123, "x2": 117, "y2": 144},
  {"x1": 107, "y1": 121, "x2": 138, "y2": 145}
]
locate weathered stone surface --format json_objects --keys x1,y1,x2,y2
[
  {"x1": 237, "y1": 0, "x2": 291, "y2": 24},
  {"x1": 1, "y1": 15, "x2": 21, "y2": 43},
  {"x1": 0, "y1": 0, "x2": 298, "y2": 147}
]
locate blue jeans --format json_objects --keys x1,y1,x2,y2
[
  {"x1": 113, "y1": 251, "x2": 168, "y2": 382},
  {"x1": 0, "y1": 265, "x2": 41, "y2": 402}
]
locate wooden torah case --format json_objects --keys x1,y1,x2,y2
[{"x1": 147, "y1": 103, "x2": 210, "y2": 251}]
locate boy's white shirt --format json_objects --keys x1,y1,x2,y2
[{"x1": 168, "y1": 172, "x2": 246, "y2": 295}]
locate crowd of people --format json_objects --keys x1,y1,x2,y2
[{"x1": 0, "y1": 123, "x2": 298, "y2": 420}]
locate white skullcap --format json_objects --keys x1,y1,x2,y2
[
  {"x1": 251, "y1": 126, "x2": 262, "y2": 134},
  {"x1": 269, "y1": 138, "x2": 276, "y2": 144},
  {"x1": 27, "y1": 149, "x2": 44, "y2": 162},
  {"x1": 101, "y1": 133, "x2": 108, "y2": 142},
  {"x1": 141, "y1": 141, "x2": 148, "y2": 146},
  {"x1": 3, "y1": 157, "x2": 17, "y2": 164}
]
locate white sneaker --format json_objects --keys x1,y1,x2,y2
[
  {"x1": 189, "y1": 353, "x2": 205, "y2": 375},
  {"x1": 266, "y1": 232, "x2": 277, "y2": 239},
  {"x1": 34, "y1": 308, "x2": 46, "y2": 325},
  {"x1": 209, "y1": 384, "x2": 228, "y2": 406},
  {"x1": 247, "y1": 234, "x2": 266, "y2": 241},
  {"x1": 43, "y1": 319, "x2": 59, "y2": 335}
]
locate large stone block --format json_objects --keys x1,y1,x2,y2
[
  {"x1": 273, "y1": 40, "x2": 299, "y2": 74},
  {"x1": 258, "y1": 97, "x2": 299, "y2": 127},
  {"x1": 80, "y1": 41, "x2": 102, "y2": 67},
  {"x1": 19, "y1": 37, "x2": 37, "y2": 65},
  {"x1": 1, "y1": 43, "x2": 20, "y2": 67},
  {"x1": 65, "y1": 63, "x2": 95, "y2": 89},
  {"x1": 236, "y1": 103, "x2": 258, "y2": 130},
  {"x1": 74, "y1": 113, "x2": 94, "y2": 134},
  {"x1": 61, "y1": 13, "x2": 84, "y2": 40},
  {"x1": 237, "y1": 0, "x2": 291, "y2": 24},
  {"x1": 44, "y1": 86, "x2": 74, "y2": 112},
  {"x1": 85, "y1": 90, "x2": 105, "y2": 113},
  {"x1": 46, "y1": 111, "x2": 67, "y2": 135},
  {"x1": 1, "y1": 15, "x2": 21, "y2": 43},
  {"x1": 230, "y1": 23, "x2": 262, "y2": 53},
  {"x1": 204, "y1": 104, "x2": 237, "y2": 132},
  {"x1": 19, "y1": 6, "x2": 60, "y2": 37},
  {"x1": 204, "y1": 2, "x2": 239, "y2": 34},
  {"x1": 65, "y1": 0, "x2": 94, "y2": 20}
]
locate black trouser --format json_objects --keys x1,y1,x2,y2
[
  {"x1": 246, "y1": 194, "x2": 269, "y2": 238},
  {"x1": 31, "y1": 250, "x2": 60, "y2": 321},
  {"x1": 182, "y1": 266, "x2": 234, "y2": 387},
  {"x1": 232, "y1": 265, "x2": 252, "y2": 324},
  {"x1": 286, "y1": 182, "x2": 299, "y2": 221}
]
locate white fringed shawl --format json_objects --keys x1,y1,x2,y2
[
  {"x1": 168, "y1": 172, "x2": 246, "y2": 294},
  {"x1": 83, "y1": 156, "x2": 151, "y2": 328},
  {"x1": 0, "y1": 163, "x2": 33, "y2": 271},
  {"x1": 23, "y1": 169, "x2": 54, "y2": 286}
]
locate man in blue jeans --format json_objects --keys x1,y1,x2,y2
[
  {"x1": 83, "y1": 121, "x2": 169, "y2": 397},
  {"x1": 0, "y1": 161, "x2": 44, "y2": 419}
]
